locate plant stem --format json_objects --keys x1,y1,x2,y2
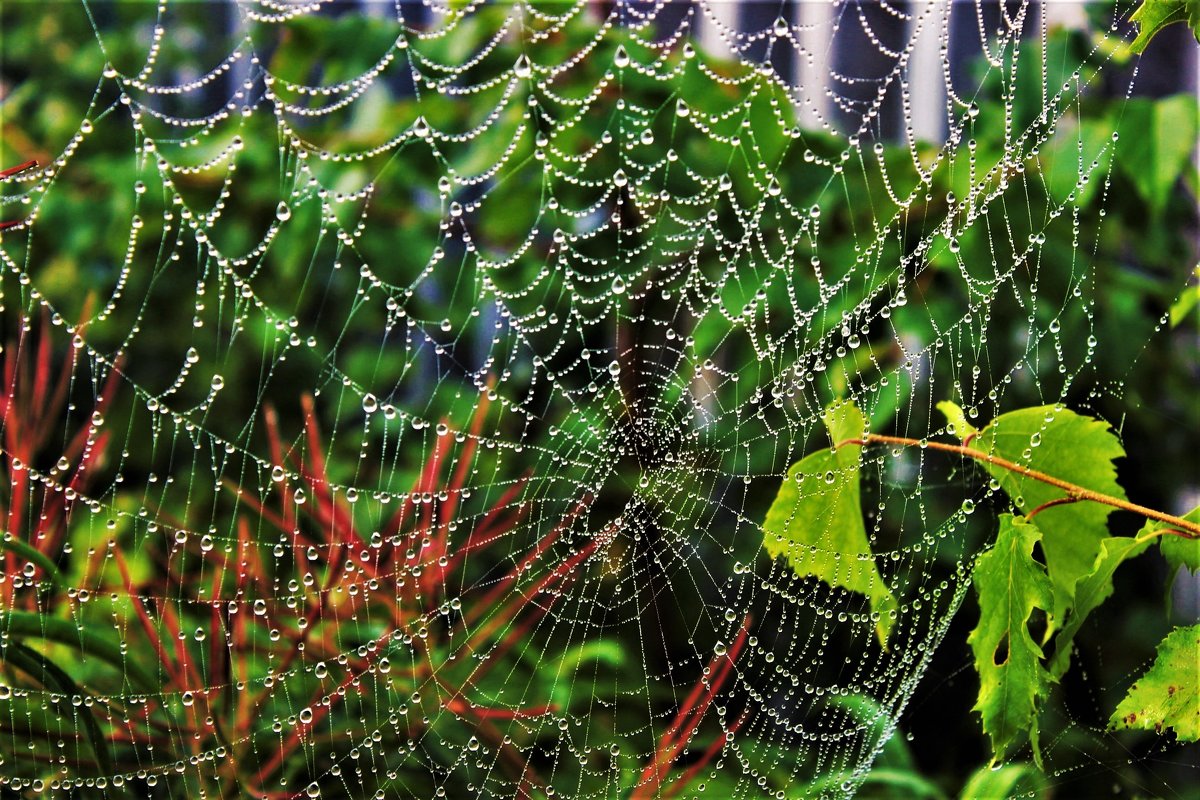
[{"x1": 837, "y1": 435, "x2": 1200, "y2": 539}]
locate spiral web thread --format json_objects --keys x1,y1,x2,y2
[{"x1": 0, "y1": 1, "x2": 1182, "y2": 797}]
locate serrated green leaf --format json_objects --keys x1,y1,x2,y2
[
  {"x1": 1128, "y1": 0, "x2": 1200, "y2": 52},
  {"x1": 763, "y1": 401, "x2": 897, "y2": 645},
  {"x1": 969, "y1": 515, "x2": 1053, "y2": 767},
  {"x1": 1118, "y1": 95, "x2": 1199, "y2": 213},
  {"x1": 946, "y1": 405, "x2": 1126, "y2": 624},
  {"x1": 1048, "y1": 536, "x2": 1151, "y2": 681},
  {"x1": 1110, "y1": 624, "x2": 1200, "y2": 740}
]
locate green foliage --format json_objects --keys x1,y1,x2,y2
[
  {"x1": 1170, "y1": 266, "x2": 1200, "y2": 327},
  {"x1": 1046, "y1": 535, "x2": 1152, "y2": 680},
  {"x1": 967, "y1": 515, "x2": 1054, "y2": 767},
  {"x1": 939, "y1": 403, "x2": 1127, "y2": 624},
  {"x1": 1129, "y1": 0, "x2": 1200, "y2": 52},
  {"x1": 2, "y1": 4, "x2": 1198, "y2": 795},
  {"x1": 1119, "y1": 95, "x2": 1200, "y2": 213},
  {"x1": 1110, "y1": 624, "x2": 1200, "y2": 740},
  {"x1": 958, "y1": 762, "x2": 1049, "y2": 800},
  {"x1": 761, "y1": 402, "x2": 897, "y2": 645},
  {"x1": 1153, "y1": 506, "x2": 1200, "y2": 574},
  {"x1": 765, "y1": 399, "x2": 1200, "y2": 769}
]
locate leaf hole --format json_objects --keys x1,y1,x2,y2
[
  {"x1": 1026, "y1": 608, "x2": 1048, "y2": 648},
  {"x1": 993, "y1": 633, "x2": 1010, "y2": 666}
]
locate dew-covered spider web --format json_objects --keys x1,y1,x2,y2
[{"x1": 0, "y1": 1, "x2": 1196, "y2": 797}]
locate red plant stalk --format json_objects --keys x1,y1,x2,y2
[
  {"x1": 663, "y1": 709, "x2": 750, "y2": 799},
  {"x1": 235, "y1": 390, "x2": 598, "y2": 788},
  {"x1": 249, "y1": 622, "x2": 405, "y2": 788},
  {"x1": 0, "y1": 160, "x2": 37, "y2": 231},
  {"x1": 632, "y1": 616, "x2": 752, "y2": 800},
  {"x1": 465, "y1": 538, "x2": 601, "y2": 673},
  {"x1": 461, "y1": 495, "x2": 592, "y2": 629},
  {"x1": 1, "y1": 313, "x2": 119, "y2": 607}
]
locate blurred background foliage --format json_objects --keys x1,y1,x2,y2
[{"x1": 0, "y1": 1, "x2": 1197, "y2": 798}]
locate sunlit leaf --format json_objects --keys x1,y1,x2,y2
[
  {"x1": 762, "y1": 401, "x2": 897, "y2": 645},
  {"x1": 1110, "y1": 624, "x2": 1200, "y2": 741}
]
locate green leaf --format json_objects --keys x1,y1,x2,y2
[
  {"x1": 1110, "y1": 624, "x2": 1200, "y2": 740},
  {"x1": 1169, "y1": 266, "x2": 1200, "y2": 328},
  {"x1": 0, "y1": 535, "x2": 65, "y2": 589},
  {"x1": 0, "y1": 641, "x2": 114, "y2": 777},
  {"x1": 945, "y1": 404, "x2": 1126, "y2": 624},
  {"x1": 1118, "y1": 95, "x2": 1199, "y2": 213},
  {"x1": 1147, "y1": 505, "x2": 1200, "y2": 574},
  {"x1": 935, "y1": 400, "x2": 977, "y2": 441},
  {"x1": 1047, "y1": 536, "x2": 1151, "y2": 681},
  {"x1": 959, "y1": 762, "x2": 1048, "y2": 800},
  {"x1": 1128, "y1": 1, "x2": 1200, "y2": 52},
  {"x1": 806, "y1": 768, "x2": 947, "y2": 800},
  {"x1": 969, "y1": 515, "x2": 1053, "y2": 767},
  {"x1": 763, "y1": 401, "x2": 897, "y2": 645},
  {"x1": 0, "y1": 610, "x2": 160, "y2": 694}
]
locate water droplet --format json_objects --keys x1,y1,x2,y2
[
  {"x1": 275, "y1": 202, "x2": 291, "y2": 222},
  {"x1": 362, "y1": 394, "x2": 378, "y2": 413},
  {"x1": 614, "y1": 45, "x2": 629, "y2": 68}
]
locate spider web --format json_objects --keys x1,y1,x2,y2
[{"x1": 0, "y1": 1, "x2": 1190, "y2": 797}]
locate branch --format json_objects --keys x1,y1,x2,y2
[{"x1": 836, "y1": 435, "x2": 1200, "y2": 539}]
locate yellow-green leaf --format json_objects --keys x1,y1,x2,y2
[
  {"x1": 762, "y1": 401, "x2": 897, "y2": 645},
  {"x1": 1110, "y1": 625, "x2": 1200, "y2": 740},
  {"x1": 969, "y1": 515, "x2": 1053, "y2": 767}
]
